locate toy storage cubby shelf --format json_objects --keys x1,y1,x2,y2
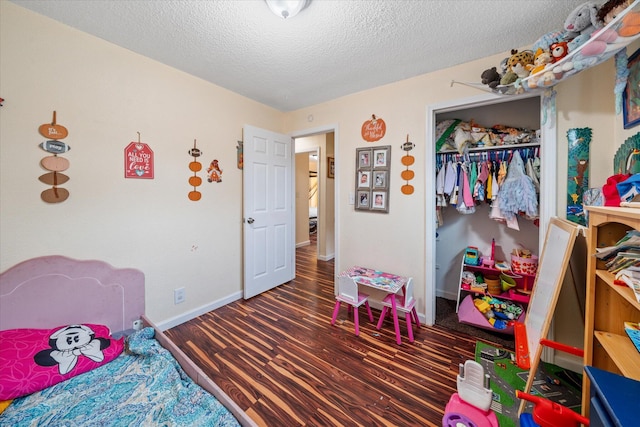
[
  {"x1": 455, "y1": 255, "x2": 536, "y2": 314},
  {"x1": 582, "y1": 206, "x2": 640, "y2": 416}
]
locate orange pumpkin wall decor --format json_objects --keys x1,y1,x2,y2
[{"x1": 361, "y1": 114, "x2": 386, "y2": 142}]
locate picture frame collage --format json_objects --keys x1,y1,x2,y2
[{"x1": 355, "y1": 145, "x2": 390, "y2": 213}]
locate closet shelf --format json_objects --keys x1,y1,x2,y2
[
  {"x1": 452, "y1": 0, "x2": 640, "y2": 96},
  {"x1": 438, "y1": 142, "x2": 540, "y2": 155}
]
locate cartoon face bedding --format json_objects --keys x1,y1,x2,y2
[
  {"x1": 0, "y1": 323, "x2": 124, "y2": 400},
  {"x1": 0, "y1": 327, "x2": 241, "y2": 426}
]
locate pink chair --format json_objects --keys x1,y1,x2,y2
[
  {"x1": 376, "y1": 278, "x2": 420, "y2": 343},
  {"x1": 331, "y1": 276, "x2": 374, "y2": 336}
]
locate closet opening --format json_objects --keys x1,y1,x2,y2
[{"x1": 425, "y1": 92, "x2": 557, "y2": 348}]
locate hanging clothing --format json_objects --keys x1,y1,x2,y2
[
  {"x1": 444, "y1": 161, "x2": 457, "y2": 197},
  {"x1": 457, "y1": 163, "x2": 475, "y2": 214},
  {"x1": 526, "y1": 157, "x2": 540, "y2": 194},
  {"x1": 436, "y1": 163, "x2": 447, "y2": 207},
  {"x1": 498, "y1": 151, "x2": 539, "y2": 220}
]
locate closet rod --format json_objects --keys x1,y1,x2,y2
[{"x1": 438, "y1": 142, "x2": 540, "y2": 155}]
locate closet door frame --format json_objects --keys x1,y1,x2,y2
[{"x1": 424, "y1": 91, "x2": 557, "y2": 326}]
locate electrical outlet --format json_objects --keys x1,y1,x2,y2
[{"x1": 174, "y1": 287, "x2": 186, "y2": 304}]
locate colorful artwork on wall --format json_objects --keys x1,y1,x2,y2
[
  {"x1": 566, "y1": 128, "x2": 592, "y2": 226},
  {"x1": 124, "y1": 132, "x2": 154, "y2": 179}
]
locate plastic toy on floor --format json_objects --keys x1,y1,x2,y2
[
  {"x1": 442, "y1": 360, "x2": 498, "y2": 427},
  {"x1": 516, "y1": 391, "x2": 589, "y2": 427}
]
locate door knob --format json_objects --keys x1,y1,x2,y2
[{"x1": 247, "y1": 217, "x2": 255, "y2": 224}]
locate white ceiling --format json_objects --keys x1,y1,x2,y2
[{"x1": 11, "y1": 0, "x2": 588, "y2": 112}]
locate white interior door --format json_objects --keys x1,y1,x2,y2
[{"x1": 243, "y1": 125, "x2": 295, "y2": 299}]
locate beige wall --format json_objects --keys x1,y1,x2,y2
[
  {"x1": 2, "y1": 1, "x2": 638, "y2": 342},
  {"x1": 0, "y1": 2, "x2": 284, "y2": 326}
]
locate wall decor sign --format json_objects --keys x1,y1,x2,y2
[
  {"x1": 206, "y1": 159, "x2": 223, "y2": 183},
  {"x1": 124, "y1": 133, "x2": 154, "y2": 179},
  {"x1": 566, "y1": 127, "x2": 591, "y2": 226},
  {"x1": 188, "y1": 139, "x2": 203, "y2": 201},
  {"x1": 400, "y1": 134, "x2": 415, "y2": 195},
  {"x1": 361, "y1": 114, "x2": 386, "y2": 142},
  {"x1": 623, "y1": 47, "x2": 640, "y2": 129},
  {"x1": 38, "y1": 111, "x2": 70, "y2": 203},
  {"x1": 355, "y1": 145, "x2": 390, "y2": 213}
]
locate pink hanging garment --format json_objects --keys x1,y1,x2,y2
[{"x1": 457, "y1": 163, "x2": 475, "y2": 214}]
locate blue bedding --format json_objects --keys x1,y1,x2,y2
[{"x1": 0, "y1": 327, "x2": 240, "y2": 427}]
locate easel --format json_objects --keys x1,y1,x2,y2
[{"x1": 513, "y1": 217, "x2": 581, "y2": 416}]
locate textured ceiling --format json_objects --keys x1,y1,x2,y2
[{"x1": 11, "y1": 0, "x2": 588, "y2": 112}]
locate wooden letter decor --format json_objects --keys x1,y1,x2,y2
[
  {"x1": 124, "y1": 133, "x2": 154, "y2": 179},
  {"x1": 361, "y1": 114, "x2": 386, "y2": 142}
]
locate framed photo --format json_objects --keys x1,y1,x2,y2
[
  {"x1": 358, "y1": 170, "x2": 370, "y2": 188},
  {"x1": 357, "y1": 191, "x2": 370, "y2": 208},
  {"x1": 373, "y1": 148, "x2": 388, "y2": 168},
  {"x1": 623, "y1": 48, "x2": 640, "y2": 129},
  {"x1": 358, "y1": 150, "x2": 372, "y2": 168},
  {"x1": 355, "y1": 145, "x2": 390, "y2": 213},
  {"x1": 327, "y1": 156, "x2": 335, "y2": 178},
  {"x1": 371, "y1": 191, "x2": 388, "y2": 212},
  {"x1": 373, "y1": 170, "x2": 387, "y2": 189}
]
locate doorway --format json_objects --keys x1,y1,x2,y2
[{"x1": 294, "y1": 130, "x2": 336, "y2": 262}]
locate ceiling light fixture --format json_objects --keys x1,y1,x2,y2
[{"x1": 265, "y1": 0, "x2": 309, "y2": 19}]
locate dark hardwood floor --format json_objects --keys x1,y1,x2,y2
[{"x1": 166, "y1": 241, "x2": 491, "y2": 426}]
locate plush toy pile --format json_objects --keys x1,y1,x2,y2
[{"x1": 479, "y1": 0, "x2": 640, "y2": 92}]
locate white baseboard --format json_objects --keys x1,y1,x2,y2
[
  {"x1": 296, "y1": 240, "x2": 310, "y2": 248},
  {"x1": 318, "y1": 252, "x2": 334, "y2": 261},
  {"x1": 436, "y1": 289, "x2": 458, "y2": 300},
  {"x1": 154, "y1": 291, "x2": 243, "y2": 331}
]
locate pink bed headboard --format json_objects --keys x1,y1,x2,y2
[{"x1": 0, "y1": 256, "x2": 144, "y2": 334}]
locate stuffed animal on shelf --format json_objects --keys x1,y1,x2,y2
[
  {"x1": 567, "y1": 33, "x2": 591, "y2": 52},
  {"x1": 582, "y1": 0, "x2": 638, "y2": 57},
  {"x1": 500, "y1": 70, "x2": 518, "y2": 86},
  {"x1": 597, "y1": 0, "x2": 640, "y2": 37},
  {"x1": 480, "y1": 67, "x2": 501, "y2": 89},
  {"x1": 563, "y1": 1, "x2": 601, "y2": 39},
  {"x1": 527, "y1": 49, "x2": 555, "y2": 89},
  {"x1": 529, "y1": 48, "x2": 552, "y2": 75},
  {"x1": 597, "y1": 0, "x2": 639, "y2": 36},
  {"x1": 506, "y1": 49, "x2": 534, "y2": 79},
  {"x1": 533, "y1": 30, "x2": 567, "y2": 54},
  {"x1": 550, "y1": 41, "x2": 569, "y2": 63}
]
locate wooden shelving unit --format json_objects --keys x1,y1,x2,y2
[{"x1": 582, "y1": 206, "x2": 640, "y2": 416}]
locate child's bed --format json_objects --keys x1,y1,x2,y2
[{"x1": 0, "y1": 255, "x2": 256, "y2": 426}]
